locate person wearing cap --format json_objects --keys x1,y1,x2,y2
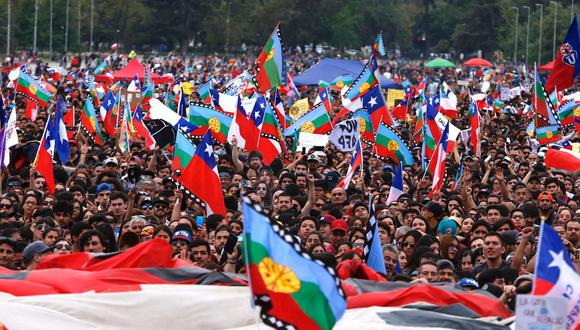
[
  {"x1": 457, "y1": 278, "x2": 480, "y2": 291},
  {"x1": 171, "y1": 229, "x2": 193, "y2": 256},
  {"x1": 0, "y1": 236, "x2": 16, "y2": 269},
  {"x1": 22, "y1": 241, "x2": 54, "y2": 270},
  {"x1": 329, "y1": 219, "x2": 349, "y2": 252},
  {"x1": 436, "y1": 259, "x2": 456, "y2": 283},
  {"x1": 153, "y1": 197, "x2": 170, "y2": 223},
  {"x1": 421, "y1": 201, "x2": 444, "y2": 231},
  {"x1": 318, "y1": 215, "x2": 335, "y2": 242},
  {"x1": 140, "y1": 197, "x2": 155, "y2": 218},
  {"x1": 96, "y1": 183, "x2": 114, "y2": 207},
  {"x1": 104, "y1": 157, "x2": 120, "y2": 174},
  {"x1": 537, "y1": 192, "x2": 556, "y2": 225}
]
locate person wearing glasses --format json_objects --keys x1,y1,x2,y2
[
  {"x1": 53, "y1": 239, "x2": 72, "y2": 255},
  {"x1": 0, "y1": 198, "x2": 14, "y2": 215}
]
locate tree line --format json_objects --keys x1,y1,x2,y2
[{"x1": 0, "y1": 0, "x2": 573, "y2": 64}]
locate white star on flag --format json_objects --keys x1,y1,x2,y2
[
  {"x1": 548, "y1": 250, "x2": 566, "y2": 269},
  {"x1": 368, "y1": 97, "x2": 377, "y2": 107},
  {"x1": 204, "y1": 144, "x2": 213, "y2": 158}
]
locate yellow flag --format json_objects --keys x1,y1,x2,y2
[
  {"x1": 182, "y1": 82, "x2": 194, "y2": 95},
  {"x1": 289, "y1": 98, "x2": 310, "y2": 120},
  {"x1": 128, "y1": 50, "x2": 137, "y2": 59},
  {"x1": 386, "y1": 89, "x2": 405, "y2": 107}
]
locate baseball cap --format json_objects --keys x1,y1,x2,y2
[
  {"x1": 457, "y1": 278, "x2": 479, "y2": 289},
  {"x1": 423, "y1": 201, "x2": 444, "y2": 218},
  {"x1": 330, "y1": 219, "x2": 349, "y2": 233},
  {"x1": 96, "y1": 183, "x2": 113, "y2": 193},
  {"x1": 154, "y1": 197, "x2": 170, "y2": 205},
  {"x1": 437, "y1": 218, "x2": 458, "y2": 236},
  {"x1": 537, "y1": 191, "x2": 554, "y2": 202},
  {"x1": 141, "y1": 197, "x2": 153, "y2": 205},
  {"x1": 172, "y1": 230, "x2": 192, "y2": 243},
  {"x1": 320, "y1": 215, "x2": 336, "y2": 225},
  {"x1": 307, "y1": 154, "x2": 321, "y2": 163},
  {"x1": 501, "y1": 230, "x2": 518, "y2": 245},
  {"x1": 23, "y1": 241, "x2": 53, "y2": 264},
  {"x1": 436, "y1": 259, "x2": 456, "y2": 271},
  {"x1": 104, "y1": 157, "x2": 119, "y2": 166}
]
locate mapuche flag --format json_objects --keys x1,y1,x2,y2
[
  {"x1": 16, "y1": 72, "x2": 52, "y2": 107},
  {"x1": 242, "y1": 198, "x2": 346, "y2": 330},
  {"x1": 255, "y1": 25, "x2": 287, "y2": 93}
]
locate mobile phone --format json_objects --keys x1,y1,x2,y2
[
  {"x1": 195, "y1": 215, "x2": 204, "y2": 228},
  {"x1": 220, "y1": 234, "x2": 238, "y2": 264},
  {"x1": 237, "y1": 235, "x2": 244, "y2": 243},
  {"x1": 87, "y1": 193, "x2": 96, "y2": 201},
  {"x1": 484, "y1": 155, "x2": 492, "y2": 163}
]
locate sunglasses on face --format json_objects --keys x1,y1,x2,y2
[
  {"x1": 0, "y1": 204, "x2": 12, "y2": 209},
  {"x1": 141, "y1": 204, "x2": 153, "y2": 210},
  {"x1": 402, "y1": 242, "x2": 415, "y2": 248},
  {"x1": 55, "y1": 244, "x2": 71, "y2": 250}
]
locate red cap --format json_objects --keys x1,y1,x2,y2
[
  {"x1": 320, "y1": 215, "x2": 336, "y2": 225},
  {"x1": 330, "y1": 219, "x2": 349, "y2": 233},
  {"x1": 537, "y1": 192, "x2": 554, "y2": 202}
]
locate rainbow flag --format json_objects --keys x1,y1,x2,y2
[
  {"x1": 243, "y1": 198, "x2": 346, "y2": 330},
  {"x1": 374, "y1": 123, "x2": 414, "y2": 165},
  {"x1": 255, "y1": 25, "x2": 287, "y2": 92},
  {"x1": 15, "y1": 72, "x2": 52, "y2": 107}
]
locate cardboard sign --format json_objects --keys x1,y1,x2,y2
[
  {"x1": 120, "y1": 90, "x2": 143, "y2": 109},
  {"x1": 328, "y1": 119, "x2": 360, "y2": 152},
  {"x1": 297, "y1": 132, "x2": 328, "y2": 152},
  {"x1": 515, "y1": 295, "x2": 567, "y2": 330}
]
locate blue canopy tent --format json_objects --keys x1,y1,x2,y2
[{"x1": 293, "y1": 58, "x2": 403, "y2": 90}]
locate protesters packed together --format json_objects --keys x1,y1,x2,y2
[{"x1": 0, "y1": 28, "x2": 579, "y2": 325}]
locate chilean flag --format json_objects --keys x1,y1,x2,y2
[
  {"x1": 386, "y1": 164, "x2": 403, "y2": 204},
  {"x1": 34, "y1": 119, "x2": 56, "y2": 194},
  {"x1": 132, "y1": 105, "x2": 156, "y2": 150},
  {"x1": 545, "y1": 15, "x2": 580, "y2": 93},
  {"x1": 317, "y1": 86, "x2": 333, "y2": 114},
  {"x1": 428, "y1": 123, "x2": 449, "y2": 196},
  {"x1": 54, "y1": 96, "x2": 71, "y2": 164},
  {"x1": 533, "y1": 222, "x2": 580, "y2": 330},
  {"x1": 180, "y1": 130, "x2": 226, "y2": 215},
  {"x1": 336, "y1": 140, "x2": 363, "y2": 189}
]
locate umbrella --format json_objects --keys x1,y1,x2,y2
[
  {"x1": 425, "y1": 58, "x2": 455, "y2": 68},
  {"x1": 463, "y1": 58, "x2": 493, "y2": 67},
  {"x1": 539, "y1": 61, "x2": 554, "y2": 71}
]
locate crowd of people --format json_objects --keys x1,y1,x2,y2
[{"x1": 0, "y1": 49, "x2": 578, "y2": 315}]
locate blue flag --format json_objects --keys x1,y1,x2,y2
[{"x1": 363, "y1": 195, "x2": 386, "y2": 274}]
